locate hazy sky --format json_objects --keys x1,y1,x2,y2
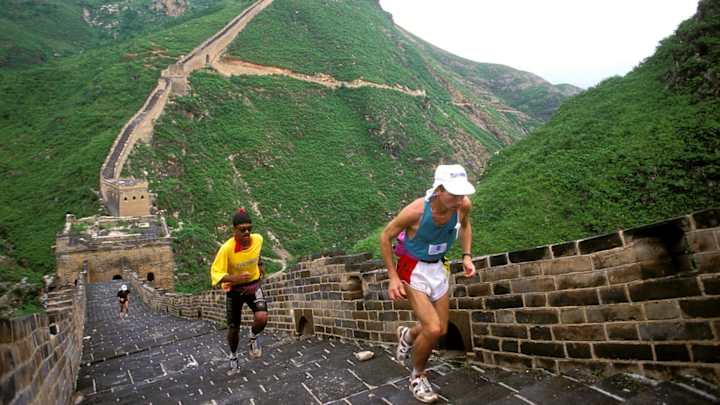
[{"x1": 379, "y1": 0, "x2": 700, "y2": 89}]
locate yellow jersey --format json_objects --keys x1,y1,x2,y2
[{"x1": 211, "y1": 233, "x2": 263, "y2": 291}]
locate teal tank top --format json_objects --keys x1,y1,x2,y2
[{"x1": 404, "y1": 199, "x2": 459, "y2": 261}]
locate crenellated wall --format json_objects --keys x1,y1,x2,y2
[
  {"x1": 0, "y1": 272, "x2": 87, "y2": 405},
  {"x1": 55, "y1": 215, "x2": 175, "y2": 290},
  {"x1": 128, "y1": 208, "x2": 720, "y2": 384}
]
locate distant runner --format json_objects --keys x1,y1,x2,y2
[
  {"x1": 117, "y1": 284, "x2": 130, "y2": 318},
  {"x1": 211, "y1": 208, "x2": 268, "y2": 372},
  {"x1": 380, "y1": 164, "x2": 477, "y2": 403}
]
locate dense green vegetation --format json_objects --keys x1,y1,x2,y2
[
  {"x1": 466, "y1": 0, "x2": 719, "y2": 254},
  {"x1": 1, "y1": 0, "x2": 580, "y2": 300},
  {"x1": 407, "y1": 36, "x2": 582, "y2": 123},
  {"x1": 227, "y1": 0, "x2": 575, "y2": 136},
  {"x1": 227, "y1": 0, "x2": 441, "y2": 92},
  {"x1": 0, "y1": 0, "x2": 253, "y2": 309},
  {"x1": 0, "y1": 0, "x2": 100, "y2": 67},
  {"x1": 355, "y1": 0, "x2": 719, "y2": 258},
  {"x1": 127, "y1": 73, "x2": 495, "y2": 290},
  {"x1": 126, "y1": 0, "x2": 579, "y2": 292},
  {"x1": 0, "y1": 0, "x2": 228, "y2": 68}
]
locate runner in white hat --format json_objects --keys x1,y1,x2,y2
[
  {"x1": 380, "y1": 164, "x2": 477, "y2": 403},
  {"x1": 117, "y1": 284, "x2": 130, "y2": 319}
]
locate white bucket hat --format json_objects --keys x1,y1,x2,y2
[
  {"x1": 425, "y1": 164, "x2": 476, "y2": 200},
  {"x1": 121, "y1": 284, "x2": 128, "y2": 291}
]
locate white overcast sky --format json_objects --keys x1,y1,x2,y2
[{"x1": 379, "y1": 0, "x2": 700, "y2": 89}]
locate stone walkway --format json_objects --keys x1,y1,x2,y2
[{"x1": 76, "y1": 282, "x2": 719, "y2": 404}]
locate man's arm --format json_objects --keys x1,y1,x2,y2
[
  {"x1": 380, "y1": 200, "x2": 422, "y2": 301},
  {"x1": 458, "y1": 197, "x2": 476, "y2": 278}
]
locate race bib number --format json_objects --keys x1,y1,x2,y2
[{"x1": 427, "y1": 243, "x2": 447, "y2": 255}]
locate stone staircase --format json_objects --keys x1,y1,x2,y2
[{"x1": 76, "y1": 282, "x2": 719, "y2": 404}]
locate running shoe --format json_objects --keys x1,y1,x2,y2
[
  {"x1": 395, "y1": 326, "x2": 412, "y2": 362},
  {"x1": 249, "y1": 337, "x2": 262, "y2": 359},
  {"x1": 410, "y1": 374, "x2": 438, "y2": 403}
]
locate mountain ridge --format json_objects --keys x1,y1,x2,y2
[{"x1": 1, "y1": 0, "x2": 578, "y2": 298}]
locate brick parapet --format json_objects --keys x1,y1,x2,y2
[
  {"x1": 127, "y1": 209, "x2": 720, "y2": 383},
  {"x1": 0, "y1": 271, "x2": 87, "y2": 405},
  {"x1": 55, "y1": 215, "x2": 175, "y2": 290}
]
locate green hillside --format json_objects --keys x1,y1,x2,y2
[
  {"x1": 0, "y1": 0, "x2": 254, "y2": 294},
  {"x1": 0, "y1": 0, "x2": 100, "y2": 67},
  {"x1": 224, "y1": 0, "x2": 564, "y2": 144},
  {"x1": 1, "y1": 0, "x2": 577, "y2": 301},
  {"x1": 126, "y1": 73, "x2": 481, "y2": 290},
  {"x1": 0, "y1": 0, "x2": 227, "y2": 68},
  {"x1": 405, "y1": 34, "x2": 583, "y2": 123},
  {"x1": 125, "y1": 0, "x2": 578, "y2": 291},
  {"x1": 357, "y1": 0, "x2": 719, "y2": 257},
  {"x1": 468, "y1": 0, "x2": 719, "y2": 254}
]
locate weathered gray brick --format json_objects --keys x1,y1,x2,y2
[
  {"x1": 594, "y1": 343, "x2": 653, "y2": 360},
  {"x1": 491, "y1": 325, "x2": 528, "y2": 339},
  {"x1": 515, "y1": 309, "x2": 560, "y2": 324},
  {"x1": 560, "y1": 308, "x2": 585, "y2": 324},
  {"x1": 553, "y1": 324, "x2": 605, "y2": 341},
  {"x1": 542, "y1": 256, "x2": 593, "y2": 276},
  {"x1": 586, "y1": 304, "x2": 643, "y2": 323},
  {"x1": 644, "y1": 301, "x2": 680, "y2": 320},
  {"x1": 483, "y1": 266, "x2": 519, "y2": 282},
  {"x1": 524, "y1": 293, "x2": 547, "y2": 307},
  {"x1": 598, "y1": 285, "x2": 629, "y2": 304},
  {"x1": 638, "y1": 321, "x2": 713, "y2": 341},
  {"x1": 521, "y1": 341, "x2": 565, "y2": 358},
  {"x1": 556, "y1": 272, "x2": 607, "y2": 290},
  {"x1": 606, "y1": 324, "x2": 639, "y2": 340},
  {"x1": 548, "y1": 289, "x2": 599, "y2": 307},
  {"x1": 628, "y1": 278, "x2": 701, "y2": 301},
  {"x1": 511, "y1": 277, "x2": 555, "y2": 293}
]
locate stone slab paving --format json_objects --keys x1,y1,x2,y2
[{"x1": 77, "y1": 282, "x2": 719, "y2": 404}]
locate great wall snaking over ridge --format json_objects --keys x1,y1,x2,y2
[
  {"x1": 98, "y1": 0, "x2": 425, "y2": 220},
  {"x1": 2, "y1": 1, "x2": 720, "y2": 404},
  {"x1": 98, "y1": 0, "x2": 275, "y2": 218}
]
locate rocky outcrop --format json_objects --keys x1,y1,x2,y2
[
  {"x1": 0, "y1": 278, "x2": 39, "y2": 320},
  {"x1": 152, "y1": 0, "x2": 188, "y2": 17}
]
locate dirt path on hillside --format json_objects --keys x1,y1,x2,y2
[{"x1": 212, "y1": 58, "x2": 426, "y2": 97}]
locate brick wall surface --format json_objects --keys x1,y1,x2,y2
[
  {"x1": 0, "y1": 272, "x2": 87, "y2": 405},
  {"x1": 129, "y1": 209, "x2": 720, "y2": 384}
]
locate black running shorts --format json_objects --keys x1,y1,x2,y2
[{"x1": 225, "y1": 281, "x2": 267, "y2": 329}]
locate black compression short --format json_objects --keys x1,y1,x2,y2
[{"x1": 225, "y1": 282, "x2": 267, "y2": 329}]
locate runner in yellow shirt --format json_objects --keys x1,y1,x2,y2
[{"x1": 211, "y1": 208, "x2": 267, "y2": 372}]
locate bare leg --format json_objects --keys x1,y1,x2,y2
[{"x1": 405, "y1": 288, "x2": 449, "y2": 375}]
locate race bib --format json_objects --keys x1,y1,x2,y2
[{"x1": 427, "y1": 243, "x2": 447, "y2": 255}]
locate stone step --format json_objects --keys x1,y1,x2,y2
[
  {"x1": 624, "y1": 380, "x2": 718, "y2": 404},
  {"x1": 431, "y1": 367, "x2": 516, "y2": 404}
]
